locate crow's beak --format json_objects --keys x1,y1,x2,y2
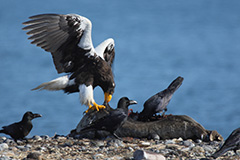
[
  {"x1": 33, "y1": 113, "x2": 42, "y2": 118},
  {"x1": 129, "y1": 100, "x2": 137, "y2": 105}
]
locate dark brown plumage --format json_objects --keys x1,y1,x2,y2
[
  {"x1": 0, "y1": 111, "x2": 42, "y2": 142},
  {"x1": 80, "y1": 97, "x2": 137, "y2": 139},
  {"x1": 23, "y1": 14, "x2": 116, "y2": 112},
  {"x1": 138, "y1": 76, "x2": 184, "y2": 121},
  {"x1": 212, "y1": 127, "x2": 240, "y2": 158}
]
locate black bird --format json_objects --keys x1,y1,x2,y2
[
  {"x1": 0, "y1": 111, "x2": 42, "y2": 142},
  {"x1": 212, "y1": 127, "x2": 240, "y2": 158},
  {"x1": 23, "y1": 14, "x2": 115, "y2": 113},
  {"x1": 138, "y1": 76, "x2": 184, "y2": 121},
  {"x1": 80, "y1": 97, "x2": 137, "y2": 139}
]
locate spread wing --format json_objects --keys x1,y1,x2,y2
[
  {"x1": 95, "y1": 38, "x2": 115, "y2": 67},
  {"x1": 22, "y1": 13, "x2": 94, "y2": 73}
]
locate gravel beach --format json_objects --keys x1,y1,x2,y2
[{"x1": 0, "y1": 135, "x2": 239, "y2": 160}]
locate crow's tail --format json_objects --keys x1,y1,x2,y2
[{"x1": 167, "y1": 76, "x2": 184, "y2": 93}]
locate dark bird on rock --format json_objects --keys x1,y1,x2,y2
[
  {"x1": 138, "y1": 76, "x2": 184, "y2": 121},
  {"x1": 80, "y1": 97, "x2": 137, "y2": 139},
  {"x1": 23, "y1": 14, "x2": 115, "y2": 113},
  {"x1": 0, "y1": 111, "x2": 42, "y2": 142},
  {"x1": 212, "y1": 127, "x2": 240, "y2": 158}
]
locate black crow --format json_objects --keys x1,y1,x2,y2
[
  {"x1": 80, "y1": 97, "x2": 137, "y2": 139},
  {"x1": 138, "y1": 76, "x2": 183, "y2": 121},
  {"x1": 212, "y1": 127, "x2": 240, "y2": 158},
  {"x1": 0, "y1": 111, "x2": 42, "y2": 142}
]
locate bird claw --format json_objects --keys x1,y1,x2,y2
[{"x1": 85, "y1": 102, "x2": 106, "y2": 113}]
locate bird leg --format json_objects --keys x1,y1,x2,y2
[
  {"x1": 85, "y1": 102, "x2": 106, "y2": 113},
  {"x1": 85, "y1": 93, "x2": 112, "y2": 113},
  {"x1": 113, "y1": 133, "x2": 121, "y2": 140}
]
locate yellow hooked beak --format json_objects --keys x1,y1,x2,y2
[{"x1": 104, "y1": 92, "x2": 112, "y2": 103}]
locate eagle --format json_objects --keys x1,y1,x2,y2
[{"x1": 23, "y1": 14, "x2": 115, "y2": 113}]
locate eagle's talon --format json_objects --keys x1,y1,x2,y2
[{"x1": 85, "y1": 103, "x2": 106, "y2": 113}]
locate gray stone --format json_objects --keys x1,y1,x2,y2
[
  {"x1": 182, "y1": 140, "x2": 195, "y2": 147},
  {"x1": 202, "y1": 145, "x2": 213, "y2": 152},
  {"x1": 165, "y1": 139, "x2": 175, "y2": 144},
  {"x1": 0, "y1": 143, "x2": 8, "y2": 151},
  {"x1": 4, "y1": 139, "x2": 15, "y2": 145},
  {"x1": 91, "y1": 140, "x2": 105, "y2": 148},
  {"x1": 27, "y1": 151, "x2": 42, "y2": 160},
  {"x1": 134, "y1": 149, "x2": 166, "y2": 160},
  {"x1": 0, "y1": 155, "x2": 11, "y2": 160},
  {"x1": 0, "y1": 137, "x2": 7, "y2": 142},
  {"x1": 32, "y1": 135, "x2": 42, "y2": 141},
  {"x1": 40, "y1": 135, "x2": 50, "y2": 140}
]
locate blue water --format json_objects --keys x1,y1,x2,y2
[{"x1": 0, "y1": 0, "x2": 239, "y2": 139}]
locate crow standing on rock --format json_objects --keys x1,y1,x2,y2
[
  {"x1": 212, "y1": 127, "x2": 240, "y2": 158},
  {"x1": 138, "y1": 76, "x2": 184, "y2": 121},
  {"x1": 80, "y1": 97, "x2": 137, "y2": 139},
  {"x1": 0, "y1": 111, "x2": 42, "y2": 142}
]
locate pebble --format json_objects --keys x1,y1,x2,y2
[
  {"x1": 0, "y1": 155, "x2": 12, "y2": 160},
  {"x1": 107, "y1": 139, "x2": 124, "y2": 148},
  {"x1": 182, "y1": 140, "x2": 195, "y2": 148},
  {"x1": 0, "y1": 137, "x2": 7, "y2": 142},
  {"x1": 0, "y1": 143, "x2": 8, "y2": 151},
  {"x1": 0, "y1": 135, "x2": 237, "y2": 160},
  {"x1": 139, "y1": 141, "x2": 151, "y2": 147},
  {"x1": 165, "y1": 139, "x2": 175, "y2": 144},
  {"x1": 90, "y1": 140, "x2": 105, "y2": 148},
  {"x1": 40, "y1": 135, "x2": 50, "y2": 140},
  {"x1": 32, "y1": 135, "x2": 42, "y2": 141},
  {"x1": 26, "y1": 151, "x2": 42, "y2": 160},
  {"x1": 148, "y1": 133, "x2": 160, "y2": 140},
  {"x1": 134, "y1": 149, "x2": 166, "y2": 160}
]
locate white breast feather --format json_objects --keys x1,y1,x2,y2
[{"x1": 79, "y1": 84, "x2": 94, "y2": 105}]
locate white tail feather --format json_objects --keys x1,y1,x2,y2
[{"x1": 32, "y1": 75, "x2": 69, "y2": 91}]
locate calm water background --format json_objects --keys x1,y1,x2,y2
[{"x1": 0, "y1": 0, "x2": 239, "y2": 139}]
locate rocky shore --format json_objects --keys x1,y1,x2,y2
[{"x1": 0, "y1": 135, "x2": 239, "y2": 160}]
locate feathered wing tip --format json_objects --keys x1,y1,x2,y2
[
  {"x1": 95, "y1": 38, "x2": 115, "y2": 67},
  {"x1": 212, "y1": 148, "x2": 227, "y2": 159},
  {"x1": 31, "y1": 75, "x2": 69, "y2": 91}
]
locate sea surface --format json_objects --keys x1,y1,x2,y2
[{"x1": 0, "y1": 0, "x2": 239, "y2": 139}]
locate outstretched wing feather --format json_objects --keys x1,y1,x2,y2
[{"x1": 23, "y1": 14, "x2": 88, "y2": 73}]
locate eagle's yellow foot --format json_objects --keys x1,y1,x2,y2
[{"x1": 85, "y1": 102, "x2": 106, "y2": 113}]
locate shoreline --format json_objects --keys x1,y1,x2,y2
[{"x1": 0, "y1": 135, "x2": 239, "y2": 160}]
